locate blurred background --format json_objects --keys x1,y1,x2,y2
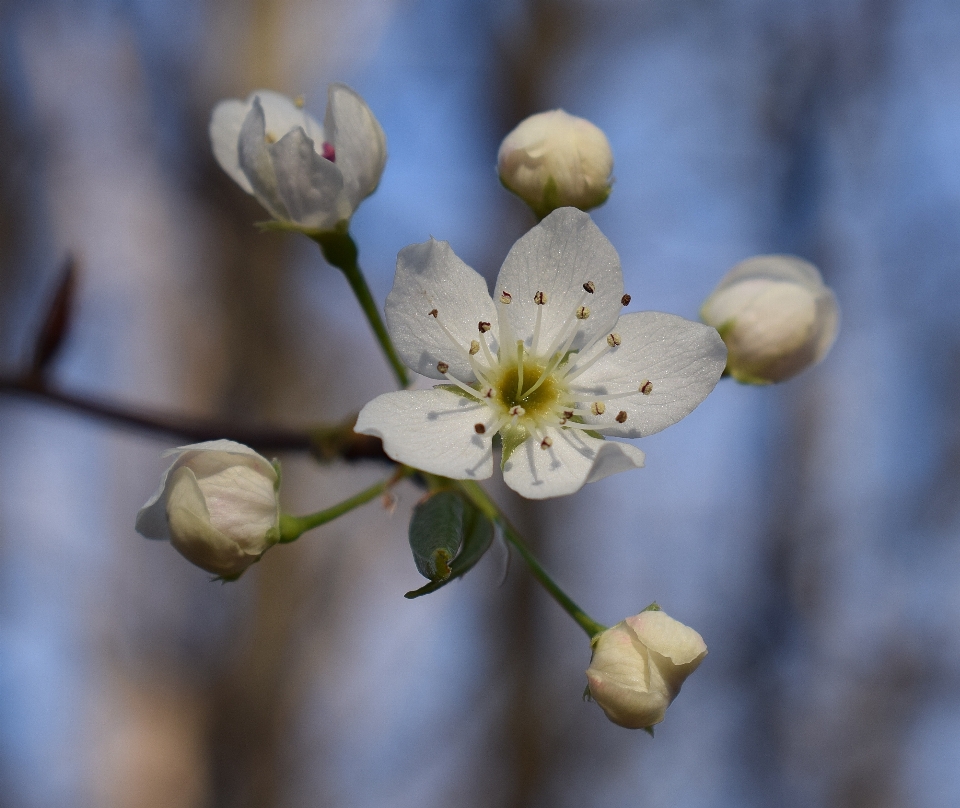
[{"x1": 2, "y1": 0, "x2": 959, "y2": 805}]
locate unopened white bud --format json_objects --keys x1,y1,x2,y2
[
  {"x1": 135, "y1": 441, "x2": 280, "y2": 579},
  {"x1": 497, "y1": 110, "x2": 613, "y2": 218},
  {"x1": 586, "y1": 609, "x2": 707, "y2": 730},
  {"x1": 700, "y1": 255, "x2": 839, "y2": 384}
]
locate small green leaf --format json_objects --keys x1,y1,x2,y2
[
  {"x1": 405, "y1": 498, "x2": 494, "y2": 599},
  {"x1": 643, "y1": 726, "x2": 655, "y2": 738},
  {"x1": 500, "y1": 423, "x2": 530, "y2": 470},
  {"x1": 408, "y1": 491, "x2": 465, "y2": 582},
  {"x1": 642, "y1": 601, "x2": 661, "y2": 612}
]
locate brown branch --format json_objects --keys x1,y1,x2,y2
[{"x1": 0, "y1": 375, "x2": 390, "y2": 462}]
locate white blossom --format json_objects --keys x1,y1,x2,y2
[
  {"x1": 586, "y1": 609, "x2": 707, "y2": 730},
  {"x1": 498, "y1": 110, "x2": 613, "y2": 218},
  {"x1": 700, "y1": 254, "x2": 840, "y2": 384},
  {"x1": 209, "y1": 85, "x2": 386, "y2": 233},
  {"x1": 136, "y1": 440, "x2": 280, "y2": 578},
  {"x1": 355, "y1": 207, "x2": 727, "y2": 499}
]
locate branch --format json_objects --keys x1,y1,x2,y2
[{"x1": 0, "y1": 376, "x2": 390, "y2": 462}]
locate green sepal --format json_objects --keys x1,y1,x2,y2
[
  {"x1": 435, "y1": 383, "x2": 481, "y2": 400},
  {"x1": 405, "y1": 497, "x2": 494, "y2": 599},
  {"x1": 642, "y1": 601, "x2": 661, "y2": 612},
  {"x1": 408, "y1": 490, "x2": 465, "y2": 582},
  {"x1": 568, "y1": 415, "x2": 604, "y2": 441},
  {"x1": 499, "y1": 423, "x2": 530, "y2": 470},
  {"x1": 643, "y1": 726, "x2": 655, "y2": 738}
]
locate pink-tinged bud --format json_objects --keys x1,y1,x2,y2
[
  {"x1": 586, "y1": 609, "x2": 707, "y2": 730},
  {"x1": 136, "y1": 441, "x2": 280, "y2": 579},
  {"x1": 498, "y1": 110, "x2": 613, "y2": 218},
  {"x1": 701, "y1": 255, "x2": 840, "y2": 384}
]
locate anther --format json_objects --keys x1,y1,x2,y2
[
  {"x1": 583, "y1": 281, "x2": 595, "y2": 294},
  {"x1": 429, "y1": 309, "x2": 438, "y2": 317},
  {"x1": 500, "y1": 290, "x2": 513, "y2": 304},
  {"x1": 606, "y1": 333, "x2": 621, "y2": 347},
  {"x1": 540, "y1": 436, "x2": 553, "y2": 449},
  {"x1": 322, "y1": 142, "x2": 336, "y2": 162},
  {"x1": 469, "y1": 340, "x2": 480, "y2": 355},
  {"x1": 474, "y1": 423, "x2": 486, "y2": 434},
  {"x1": 591, "y1": 402, "x2": 606, "y2": 416},
  {"x1": 509, "y1": 406, "x2": 526, "y2": 417},
  {"x1": 534, "y1": 291, "x2": 548, "y2": 305},
  {"x1": 563, "y1": 410, "x2": 574, "y2": 418},
  {"x1": 294, "y1": 95, "x2": 306, "y2": 108},
  {"x1": 437, "y1": 361, "x2": 449, "y2": 374},
  {"x1": 478, "y1": 321, "x2": 491, "y2": 333},
  {"x1": 265, "y1": 132, "x2": 277, "y2": 144},
  {"x1": 640, "y1": 380, "x2": 653, "y2": 395},
  {"x1": 616, "y1": 411, "x2": 628, "y2": 423},
  {"x1": 484, "y1": 388, "x2": 494, "y2": 398},
  {"x1": 621, "y1": 294, "x2": 632, "y2": 306},
  {"x1": 576, "y1": 306, "x2": 591, "y2": 320}
]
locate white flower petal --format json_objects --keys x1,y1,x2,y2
[
  {"x1": 571, "y1": 312, "x2": 726, "y2": 438},
  {"x1": 325, "y1": 83, "x2": 387, "y2": 211},
  {"x1": 495, "y1": 207, "x2": 622, "y2": 355},
  {"x1": 385, "y1": 239, "x2": 499, "y2": 380},
  {"x1": 355, "y1": 389, "x2": 495, "y2": 479},
  {"x1": 253, "y1": 89, "x2": 324, "y2": 145},
  {"x1": 501, "y1": 427, "x2": 643, "y2": 499},
  {"x1": 625, "y1": 611, "x2": 707, "y2": 668},
  {"x1": 198, "y1": 465, "x2": 279, "y2": 552},
  {"x1": 270, "y1": 127, "x2": 346, "y2": 229},
  {"x1": 210, "y1": 99, "x2": 254, "y2": 194},
  {"x1": 238, "y1": 97, "x2": 289, "y2": 220}
]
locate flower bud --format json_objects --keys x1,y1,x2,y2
[
  {"x1": 497, "y1": 110, "x2": 613, "y2": 218},
  {"x1": 700, "y1": 255, "x2": 840, "y2": 384},
  {"x1": 586, "y1": 609, "x2": 707, "y2": 730},
  {"x1": 135, "y1": 440, "x2": 280, "y2": 579}
]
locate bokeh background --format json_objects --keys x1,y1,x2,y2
[{"x1": 2, "y1": 0, "x2": 960, "y2": 805}]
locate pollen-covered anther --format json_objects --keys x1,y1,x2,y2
[
  {"x1": 591, "y1": 401, "x2": 606, "y2": 416},
  {"x1": 483, "y1": 388, "x2": 494, "y2": 398},
  {"x1": 265, "y1": 132, "x2": 277, "y2": 144},
  {"x1": 437, "y1": 361, "x2": 449, "y2": 374},
  {"x1": 606, "y1": 332, "x2": 621, "y2": 347},
  {"x1": 640, "y1": 380, "x2": 653, "y2": 395},
  {"x1": 509, "y1": 406, "x2": 526, "y2": 417},
  {"x1": 478, "y1": 321, "x2": 491, "y2": 333},
  {"x1": 293, "y1": 95, "x2": 306, "y2": 108},
  {"x1": 540, "y1": 436, "x2": 553, "y2": 449},
  {"x1": 474, "y1": 423, "x2": 486, "y2": 434},
  {"x1": 583, "y1": 281, "x2": 596, "y2": 294},
  {"x1": 616, "y1": 410, "x2": 628, "y2": 423},
  {"x1": 429, "y1": 308, "x2": 438, "y2": 317},
  {"x1": 500, "y1": 290, "x2": 513, "y2": 304},
  {"x1": 576, "y1": 306, "x2": 591, "y2": 320},
  {"x1": 621, "y1": 294, "x2": 631, "y2": 306},
  {"x1": 534, "y1": 290, "x2": 548, "y2": 305},
  {"x1": 469, "y1": 340, "x2": 480, "y2": 355}
]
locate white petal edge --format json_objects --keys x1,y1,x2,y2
[
  {"x1": 355, "y1": 389, "x2": 495, "y2": 479},
  {"x1": 237, "y1": 97, "x2": 289, "y2": 220},
  {"x1": 210, "y1": 99, "x2": 254, "y2": 194},
  {"x1": 385, "y1": 239, "x2": 499, "y2": 380},
  {"x1": 494, "y1": 207, "x2": 623, "y2": 357},
  {"x1": 571, "y1": 311, "x2": 727, "y2": 438},
  {"x1": 252, "y1": 89, "x2": 325, "y2": 146},
  {"x1": 325, "y1": 83, "x2": 387, "y2": 211},
  {"x1": 501, "y1": 426, "x2": 644, "y2": 499}
]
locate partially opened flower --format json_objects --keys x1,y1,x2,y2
[
  {"x1": 136, "y1": 440, "x2": 280, "y2": 578},
  {"x1": 355, "y1": 207, "x2": 727, "y2": 499},
  {"x1": 586, "y1": 609, "x2": 707, "y2": 730},
  {"x1": 210, "y1": 85, "x2": 386, "y2": 233}
]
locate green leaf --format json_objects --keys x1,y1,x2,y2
[
  {"x1": 499, "y1": 423, "x2": 530, "y2": 470},
  {"x1": 408, "y1": 491, "x2": 465, "y2": 582},
  {"x1": 405, "y1": 497, "x2": 495, "y2": 599}
]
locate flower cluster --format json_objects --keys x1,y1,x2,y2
[{"x1": 356, "y1": 207, "x2": 727, "y2": 499}]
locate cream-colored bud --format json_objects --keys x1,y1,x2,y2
[
  {"x1": 700, "y1": 255, "x2": 839, "y2": 384},
  {"x1": 586, "y1": 609, "x2": 707, "y2": 730},
  {"x1": 497, "y1": 110, "x2": 613, "y2": 218},
  {"x1": 136, "y1": 441, "x2": 280, "y2": 578}
]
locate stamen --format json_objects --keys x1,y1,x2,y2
[
  {"x1": 469, "y1": 340, "x2": 480, "y2": 355},
  {"x1": 591, "y1": 402, "x2": 606, "y2": 416},
  {"x1": 500, "y1": 290, "x2": 512, "y2": 304},
  {"x1": 621, "y1": 294, "x2": 632, "y2": 306},
  {"x1": 560, "y1": 421, "x2": 624, "y2": 433},
  {"x1": 616, "y1": 411, "x2": 628, "y2": 423},
  {"x1": 477, "y1": 330, "x2": 497, "y2": 369},
  {"x1": 606, "y1": 333, "x2": 621, "y2": 347},
  {"x1": 322, "y1": 142, "x2": 336, "y2": 162},
  {"x1": 540, "y1": 436, "x2": 553, "y2": 449},
  {"x1": 294, "y1": 95, "x2": 306, "y2": 108},
  {"x1": 442, "y1": 372, "x2": 488, "y2": 402},
  {"x1": 515, "y1": 341, "x2": 524, "y2": 398},
  {"x1": 576, "y1": 306, "x2": 590, "y2": 320},
  {"x1": 478, "y1": 321, "x2": 491, "y2": 333},
  {"x1": 532, "y1": 292, "x2": 547, "y2": 353},
  {"x1": 265, "y1": 132, "x2": 277, "y2": 144},
  {"x1": 474, "y1": 423, "x2": 486, "y2": 434},
  {"x1": 437, "y1": 362, "x2": 449, "y2": 374},
  {"x1": 534, "y1": 291, "x2": 548, "y2": 305},
  {"x1": 562, "y1": 343, "x2": 612, "y2": 382},
  {"x1": 429, "y1": 308, "x2": 491, "y2": 382},
  {"x1": 583, "y1": 281, "x2": 595, "y2": 294},
  {"x1": 509, "y1": 405, "x2": 525, "y2": 419},
  {"x1": 429, "y1": 309, "x2": 438, "y2": 317},
  {"x1": 640, "y1": 380, "x2": 653, "y2": 395}
]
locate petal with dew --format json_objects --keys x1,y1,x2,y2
[
  {"x1": 355, "y1": 389, "x2": 495, "y2": 479},
  {"x1": 570, "y1": 311, "x2": 726, "y2": 438}
]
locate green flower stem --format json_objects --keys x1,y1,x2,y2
[
  {"x1": 311, "y1": 231, "x2": 410, "y2": 389},
  {"x1": 278, "y1": 466, "x2": 413, "y2": 543},
  {"x1": 456, "y1": 480, "x2": 607, "y2": 639}
]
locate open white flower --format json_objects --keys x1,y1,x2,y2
[
  {"x1": 135, "y1": 440, "x2": 280, "y2": 578},
  {"x1": 209, "y1": 85, "x2": 386, "y2": 233},
  {"x1": 355, "y1": 208, "x2": 727, "y2": 499}
]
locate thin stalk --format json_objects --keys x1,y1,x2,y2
[
  {"x1": 279, "y1": 466, "x2": 413, "y2": 543},
  {"x1": 456, "y1": 480, "x2": 607, "y2": 639},
  {"x1": 312, "y1": 231, "x2": 410, "y2": 388}
]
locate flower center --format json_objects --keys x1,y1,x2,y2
[{"x1": 494, "y1": 358, "x2": 564, "y2": 419}]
